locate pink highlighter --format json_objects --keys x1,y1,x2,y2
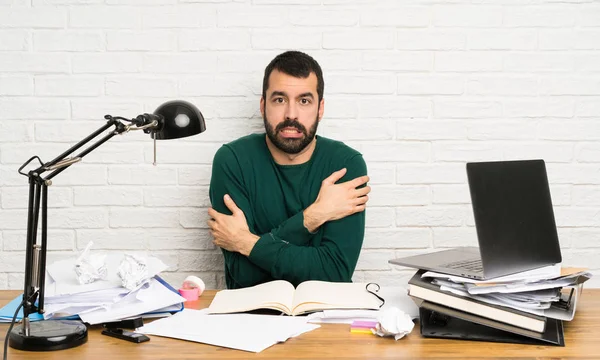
[{"x1": 178, "y1": 275, "x2": 206, "y2": 301}]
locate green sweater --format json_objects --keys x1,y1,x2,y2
[{"x1": 209, "y1": 134, "x2": 367, "y2": 289}]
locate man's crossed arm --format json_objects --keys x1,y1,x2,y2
[{"x1": 208, "y1": 167, "x2": 370, "y2": 255}]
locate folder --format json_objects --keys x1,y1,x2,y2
[
  {"x1": 416, "y1": 299, "x2": 565, "y2": 346},
  {"x1": 141, "y1": 276, "x2": 185, "y2": 316},
  {"x1": 0, "y1": 296, "x2": 45, "y2": 323}
]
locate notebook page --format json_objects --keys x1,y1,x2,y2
[
  {"x1": 208, "y1": 280, "x2": 295, "y2": 314},
  {"x1": 291, "y1": 281, "x2": 381, "y2": 315}
]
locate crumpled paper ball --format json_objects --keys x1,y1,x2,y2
[
  {"x1": 372, "y1": 307, "x2": 415, "y2": 340},
  {"x1": 117, "y1": 254, "x2": 148, "y2": 290},
  {"x1": 74, "y1": 241, "x2": 107, "y2": 285}
]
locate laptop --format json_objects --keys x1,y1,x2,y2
[{"x1": 389, "y1": 159, "x2": 562, "y2": 280}]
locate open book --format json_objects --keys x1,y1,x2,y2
[{"x1": 207, "y1": 280, "x2": 383, "y2": 316}]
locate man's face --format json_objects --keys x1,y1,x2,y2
[{"x1": 261, "y1": 70, "x2": 324, "y2": 154}]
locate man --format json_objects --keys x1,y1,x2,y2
[{"x1": 208, "y1": 51, "x2": 370, "y2": 289}]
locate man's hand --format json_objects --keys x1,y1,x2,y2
[
  {"x1": 303, "y1": 168, "x2": 370, "y2": 233},
  {"x1": 208, "y1": 194, "x2": 259, "y2": 256}
]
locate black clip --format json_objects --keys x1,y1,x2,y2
[
  {"x1": 553, "y1": 288, "x2": 575, "y2": 310},
  {"x1": 366, "y1": 283, "x2": 385, "y2": 308}
]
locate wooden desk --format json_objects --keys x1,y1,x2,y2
[{"x1": 1, "y1": 289, "x2": 599, "y2": 360}]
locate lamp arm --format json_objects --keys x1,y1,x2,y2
[
  {"x1": 44, "y1": 128, "x2": 120, "y2": 182},
  {"x1": 19, "y1": 117, "x2": 133, "y2": 323},
  {"x1": 42, "y1": 119, "x2": 157, "y2": 181}
]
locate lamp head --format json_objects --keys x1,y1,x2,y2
[
  {"x1": 129, "y1": 100, "x2": 205, "y2": 165},
  {"x1": 132, "y1": 100, "x2": 206, "y2": 140},
  {"x1": 152, "y1": 100, "x2": 206, "y2": 140}
]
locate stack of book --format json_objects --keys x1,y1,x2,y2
[{"x1": 407, "y1": 268, "x2": 591, "y2": 346}]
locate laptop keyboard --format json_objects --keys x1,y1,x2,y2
[{"x1": 442, "y1": 258, "x2": 484, "y2": 273}]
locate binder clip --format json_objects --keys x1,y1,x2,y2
[{"x1": 553, "y1": 287, "x2": 575, "y2": 310}]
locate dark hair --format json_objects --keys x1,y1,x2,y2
[{"x1": 262, "y1": 51, "x2": 324, "y2": 102}]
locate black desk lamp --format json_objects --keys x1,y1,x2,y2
[{"x1": 6, "y1": 100, "x2": 205, "y2": 352}]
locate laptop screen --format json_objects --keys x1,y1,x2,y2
[{"x1": 467, "y1": 159, "x2": 562, "y2": 278}]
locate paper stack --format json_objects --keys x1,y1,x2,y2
[
  {"x1": 407, "y1": 265, "x2": 591, "y2": 346},
  {"x1": 138, "y1": 309, "x2": 320, "y2": 353},
  {"x1": 0, "y1": 254, "x2": 186, "y2": 325}
]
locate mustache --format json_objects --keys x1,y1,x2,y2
[{"x1": 275, "y1": 119, "x2": 307, "y2": 135}]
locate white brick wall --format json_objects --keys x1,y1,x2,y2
[{"x1": 1, "y1": 1, "x2": 599, "y2": 291}]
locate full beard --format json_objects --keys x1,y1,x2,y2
[{"x1": 263, "y1": 114, "x2": 319, "y2": 155}]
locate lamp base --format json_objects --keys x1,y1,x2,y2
[{"x1": 9, "y1": 319, "x2": 88, "y2": 351}]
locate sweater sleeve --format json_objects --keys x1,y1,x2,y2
[
  {"x1": 247, "y1": 154, "x2": 367, "y2": 286},
  {"x1": 209, "y1": 145, "x2": 316, "y2": 288}
]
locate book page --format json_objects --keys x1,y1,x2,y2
[
  {"x1": 208, "y1": 280, "x2": 295, "y2": 315},
  {"x1": 291, "y1": 281, "x2": 382, "y2": 315}
]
